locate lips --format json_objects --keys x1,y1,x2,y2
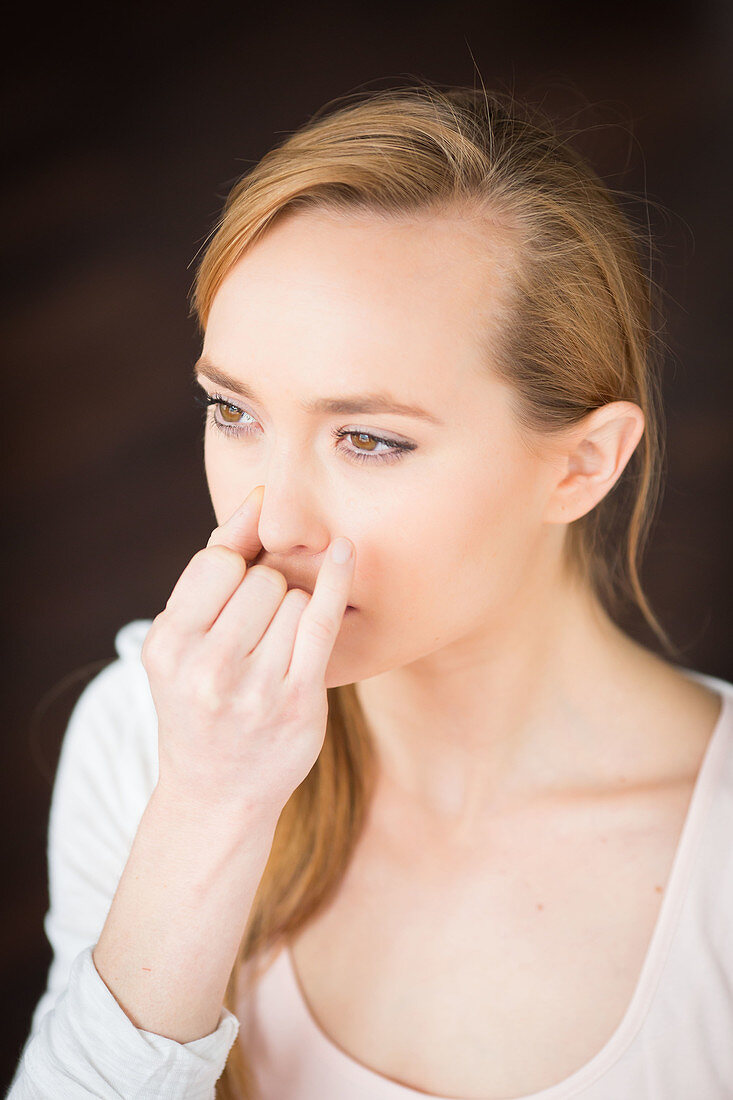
[{"x1": 287, "y1": 584, "x2": 356, "y2": 612}]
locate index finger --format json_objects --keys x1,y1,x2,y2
[
  {"x1": 161, "y1": 485, "x2": 266, "y2": 633},
  {"x1": 206, "y1": 484, "x2": 265, "y2": 563}
]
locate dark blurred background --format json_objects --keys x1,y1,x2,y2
[{"x1": 2, "y1": 0, "x2": 731, "y2": 1088}]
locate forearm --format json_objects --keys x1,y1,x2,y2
[{"x1": 92, "y1": 782, "x2": 279, "y2": 1044}]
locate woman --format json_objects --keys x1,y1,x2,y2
[{"x1": 9, "y1": 83, "x2": 732, "y2": 1100}]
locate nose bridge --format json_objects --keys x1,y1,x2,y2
[{"x1": 255, "y1": 445, "x2": 329, "y2": 551}]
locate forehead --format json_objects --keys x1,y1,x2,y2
[{"x1": 204, "y1": 209, "x2": 517, "y2": 401}]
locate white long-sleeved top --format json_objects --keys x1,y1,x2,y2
[
  {"x1": 6, "y1": 619, "x2": 240, "y2": 1099},
  {"x1": 6, "y1": 618, "x2": 733, "y2": 1099}
]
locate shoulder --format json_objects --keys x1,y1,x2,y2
[
  {"x1": 64, "y1": 617, "x2": 155, "y2": 724},
  {"x1": 676, "y1": 667, "x2": 733, "y2": 867},
  {"x1": 62, "y1": 617, "x2": 157, "y2": 756},
  {"x1": 678, "y1": 666, "x2": 733, "y2": 781},
  {"x1": 28, "y1": 618, "x2": 160, "y2": 1039},
  {"x1": 680, "y1": 665, "x2": 733, "y2": 699},
  {"x1": 677, "y1": 665, "x2": 733, "y2": 799},
  {"x1": 670, "y1": 668, "x2": 733, "y2": 970},
  {"x1": 52, "y1": 618, "x2": 159, "y2": 852}
]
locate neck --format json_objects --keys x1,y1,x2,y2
[{"x1": 354, "y1": 572, "x2": 659, "y2": 833}]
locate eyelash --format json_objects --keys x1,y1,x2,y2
[{"x1": 193, "y1": 390, "x2": 416, "y2": 466}]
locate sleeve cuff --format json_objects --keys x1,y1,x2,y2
[{"x1": 20, "y1": 944, "x2": 240, "y2": 1099}]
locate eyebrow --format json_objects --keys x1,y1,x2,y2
[{"x1": 192, "y1": 357, "x2": 444, "y2": 425}]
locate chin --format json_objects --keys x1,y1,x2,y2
[{"x1": 323, "y1": 619, "x2": 369, "y2": 689}]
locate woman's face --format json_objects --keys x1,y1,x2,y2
[{"x1": 197, "y1": 208, "x2": 564, "y2": 689}]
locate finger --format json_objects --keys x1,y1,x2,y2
[
  {"x1": 288, "y1": 537, "x2": 354, "y2": 685},
  {"x1": 164, "y1": 544, "x2": 248, "y2": 635},
  {"x1": 250, "y1": 587, "x2": 311, "y2": 682},
  {"x1": 205, "y1": 563, "x2": 289, "y2": 658},
  {"x1": 162, "y1": 485, "x2": 265, "y2": 637},
  {"x1": 206, "y1": 483, "x2": 265, "y2": 564}
]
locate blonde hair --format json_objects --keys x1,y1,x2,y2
[{"x1": 189, "y1": 80, "x2": 679, "y2": 1098}]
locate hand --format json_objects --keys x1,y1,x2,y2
[{"x1": 141, "y1": 485, "x2": 355, "y2": 821}]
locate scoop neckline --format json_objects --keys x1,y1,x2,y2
[{"x1": 270, "y1": 669, "x2": 732, "y2": 1099}]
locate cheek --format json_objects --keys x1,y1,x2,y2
[
  {"x1": 363, "y1": 461, "x2": 542, "y2": 625},
  {"x1": 203, "y1": 443, "x2": 248, "y2": 528}
]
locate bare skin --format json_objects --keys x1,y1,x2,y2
[
  {"x1": 92, "y1": 486, "x2": 356, "y2": 1042},
  {"x1": 287, "y1": 656, "x2": 720, "y2": 1096},
  {"x1": 198, "y1": 206, "x2": 722, "y2": 1094}
]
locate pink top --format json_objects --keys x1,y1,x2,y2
[
  {"x1": 237, "y1": 668, "x2": 733, "y2": 1099},
  {"x1": 7, "y1": 619, "x2": 733, "y2": 1099}
]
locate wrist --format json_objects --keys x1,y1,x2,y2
[{"x1": 150, "y1": 778, "x2": 284, "y2": 843}]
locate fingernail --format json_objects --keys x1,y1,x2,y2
[
  {"x1": 331, "y1": 537, "x2": 352, "y2": 564},
  {"x1": 240, "y1": 486, "x2": 263, "y2": 513}
]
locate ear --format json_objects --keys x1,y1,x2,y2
[{"x1": 543, "y1": 401, "x2": 645, "y2": 524}]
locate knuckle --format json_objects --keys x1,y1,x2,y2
[
  {"x1": 278, "y1": 686, "x2": 307, "y2": 727},
  {"x1": 191, "y1": 667, "x2": 225, "y2": 712},
  {"x1": 318, "y1": 578, "x2": 343, "y2": 602},
  {"x1": 237, "y1": 677, "x2": 270, "y2": 713},
  {"x1": 140, "y1": 637, "x2": 154, "y2": 669},
  {"x1": 284, "y1": 674, "x2": 309, "y2": 706},
  {"x1": 202, "y1": 544, "x2": 246, "y2": 574},
  {"x1": 146, "y1": 610, "x2": 166, "y2": 638},
  {"x1": 306, "y1": 611, "x2": 334, "y2": 643},
  {"x1": 285, "y1": 587, "x2": 310, "y2": 611},
  {"x1": 282, "y1": 677, "x2": 321, "y2": 725},
  {"x1": 191, "y1": 546, "x2": 213, "y2": 566},
  {"x1": 246, "y1": 564, "x2": 288, "y2": 598},
  {"x1": 141, "y1": 632, "x2": 173, "y2": 676},
  {"x1": 141, "y1": 614, "x2": 165, "y2": 654}
]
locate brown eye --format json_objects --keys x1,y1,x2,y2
[
  {"x1": 349, "y1": 432, "x2": 379, "y2": 453},
  {"x1": 332, "y1": 426, "x2": 415, "y2": 465},
  {"x1": 220, "y1": 403, "x2": 243, "y2": 424},
  {"x1": 195, "y1": 388, "x2": 415, "y2": 465}
]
